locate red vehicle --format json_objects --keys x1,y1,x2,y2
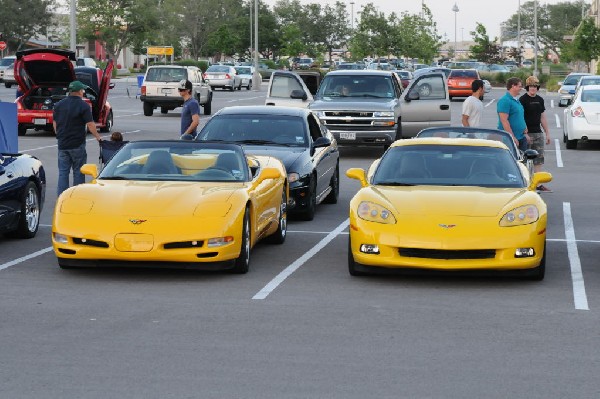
[
  {"x1": 447, "y1": 68, "x2": 481, "y2": 101},
  {"x1": 14, "y1": 49, "x2": 114, "y2": 136}
]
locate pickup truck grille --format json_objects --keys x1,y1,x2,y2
[{"x1": 325, "y1": 111, "x2": 373, "y2": 117}]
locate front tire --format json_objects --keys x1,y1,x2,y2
[
  {"x1": 11, "y1": 182, "x2": 40, "y2": 239},
  {"x1": 143, "y1": 102, "x2": 153, "y2": 116},
  {"x1": 5, "y1": 82, "x2": 12, "y2": 88},
  {"x1": 348, "y1": 236, "x2": 367, "y2": 276},
  {"x1": 527, "y1": 242, "x2": 546, "y2": 281},
  {"x1": 247, "y1": 80, "x2": 252, "y2": 90},
  {"x1": 299, "y1": 177, "x2": 317, "y2": 221},
  {"x1": 160, "y1": 107, "x2": 168, "y2": 114},
  {"x1": 231, "y1": 209, "x2": 250, "y2": 274},
  {"x1": 18, "y1": 125, "x2": 27, "y2": 136},
  {"x1": 203, "y1": 94, "x2": 212, "y2": 115}
]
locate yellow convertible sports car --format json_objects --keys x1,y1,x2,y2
[
  {"x1": 346, "y1": 137, "x2": 552, "y2": 280},
  {"x1": 52, "y1": 141, "x2": 288, "y2": 273}
]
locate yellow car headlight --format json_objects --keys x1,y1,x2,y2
[
  {"x1": 357, "y1": 201, "x2": 396, "y2": 224},
  {"x1": 500, "y1": 205, "x2": 539, "y2": 227}
]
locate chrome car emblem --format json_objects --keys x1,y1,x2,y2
[
  {"x1": 129, "y1": 219, "x2": 147, "y2": 225},
  {"x1": 439, "y1": 224, "x2": 456, "y2": 229}
]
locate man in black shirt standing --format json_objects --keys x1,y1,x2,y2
[
  {"x1": 520, "y1": 76, "x2": 552, "y2": 192},
  {"x1": 53, "y1": 80, "x2": 102, "y2": 196}
]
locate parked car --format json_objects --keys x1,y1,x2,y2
[
  {"x1": 258, "y1": 63, "x2": 275, "y2": 79},
  {"x1": 346, "y1": 137, "x2": 551, "y2": 280},
  {"x1": 558, "y1": 72, "x2": 591, "y2": 107},
  {"x1": 337, "y1": 62, "x2": 364, "y2": 70},
  {"x1": 196, "y1": 106, "x2": 339, "y2": 220},
  {"x1": 413, "y1": 67, "x2": 451, "y2": 79},
  {"x1": 234, "y1": 66, "x2": 254, "y2": 90},
  {"x1": 52, "y1": 141, "x2": 288, "y2": 272},
  {"x1": 0, "y1": 55, "x2": 16, "y2": 83},
  {"x1": 14, "y1": 49, "x2": 114, "y2": 136},
  {"x1": 203, "y1": 64, "x2": 242, "y2": 91},
  {"x1": 295, "y1": 58, "x2": 315, "y2": 69},
  {"x1": 76, "y1": 57, "x2": 97, "y2": 67},
  {"x1": 0, "y1": 152, "x2": 46, "y2": 239},
  {"x1": 393, "y1": 70, "x2": 413, "y2": 88},
  {"x1": 572, "y1": 74, "x2": 600, "y2": 94},
  {"x1": 563, "y1": 84, "x2": 600, "y2": 149},
  {"x1": 3, "y1": 63, "x2": 16, "y2": 88},
  {"x1": 265, "y1": 69, "x2": 451, "y2": 147},
  {"x1": 447, "y1": 69, "x2": 482, "y2": 100},
  {"x1": 141, "y1": 65, "x2": 212, "y2": 116}
]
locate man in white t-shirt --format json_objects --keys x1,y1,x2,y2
[{"x1": 461, "y1": 79, "x2": 485, "y2": 127}]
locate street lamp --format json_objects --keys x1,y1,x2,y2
[
  {"x1": 452, "y1": 3, "x2": 459, "y2": 60},
  {"x1": 534, "y1": 0, "x2": 538, "y2": 76},
  {"x1": 252, "y1": 0, "x2": 261, "y2": 91}
]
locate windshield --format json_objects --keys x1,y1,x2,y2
[
  {"x1": 99, "y1": 141, "x2": 249, "y2": 182},
  {"x1": 207, "y1": 66, "x2": 231, "y2": 73},
  {"x1": 373, "y1": 145, "x2": 525, "y2": 188},
  {"x1": 416, "y1": 129, "x2": 517, "y2": 159},
  {"x1": 449, "y1": 70, "x2": 478, "y2": 78},
  {"x1": 564, "y1": 75, "x2": 585, "y2": 86},
  {"x1": 198, "y1": 114, "x2": 308, "y2": 147},
  {"x1": 145, "y1": 68, "x2": 187, "y2": 82},
  {"x1": 317, "y1": 75, "x2": 395, "y2": 98},
  {"x1": 235, "y1": 67, "x2": 251, "y2": 74},
  {"x1": 0, "y1": 58, "x2": 14, "y2": 67}
]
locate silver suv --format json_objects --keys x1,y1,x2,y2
[
  {"x1": 140, "y1": 65, "x2": 212, "y2": 116},
  {"x1": 0, "y1": 55, "x2": 16, "y2": 83}
]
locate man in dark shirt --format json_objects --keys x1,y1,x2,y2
[
  {"x1": 178, "y1": 79, "x2": 200, "y2": 138},
  {"x1": 520, "y1": 76, "x2": 551, "y2": 192},
  {"x1": 53, "y1": 80, "x2": 102, "y2": 196}
]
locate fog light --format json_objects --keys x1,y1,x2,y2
[
  {"x1": 53, "y1": 233, "x2": 68, "y2": 244},
  {"x1": 360, "y1": 244, "x2": 380, "y2": 254},
  {"x1": 515, "y1": 248, "x2": 535, "y2": 258}
]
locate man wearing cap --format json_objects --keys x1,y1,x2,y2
[
  {"x1": 520, "y1": 75, "x2": 552, "y2": 192},
  {"x1": 53, "y1": 80, "x2": 102, "y2": 196},
  {"x1": 178, "y1": 79, "x2": 200, "y2": 138},
  {"x1": 497, "y1": 77, "x2": 530, "y2": 152}
]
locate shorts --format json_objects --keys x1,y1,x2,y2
[{"x1": 529, "y1": 132, "x2": 546, "y2": 165}]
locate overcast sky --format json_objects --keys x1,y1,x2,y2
[{"x1": 264, "y1": 0, "x2": 584, "y2": 43}]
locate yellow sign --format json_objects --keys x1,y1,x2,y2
[{"x1": 147, "y1": 46, "x2": 174, "y2": 56}]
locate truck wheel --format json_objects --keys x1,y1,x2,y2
[
  {"x1": 143, "y1": 102, "x2": 153, "y2": 116},
  {"x1": 203, "y1": 95, "x2": 212, "y2": 115},
  {"x1": 100, "y1": 110, "x2": 113, "y2": 133},
  {"x1": 160, "y1": 107, "x2": 168, "y2": 114},
  {"x1": 247, "y1": 80, "x2": 252, "y2": 90}
]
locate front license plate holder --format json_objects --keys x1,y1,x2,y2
[
  {"x1": 340, "y1": 132, "x2": 356, "y2": 140},
  {"x1": 34, "y1": 118, "x2": 47, "y2": 125}
]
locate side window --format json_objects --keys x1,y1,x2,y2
[
  {"x1": 391, "y1": 74, "x2": 403, "y2": 96},
  {"x1": 270, "y1": 75, "x2": 303, "y2": 98},
  {"x1": 411, "y1": 75, "x2": 446, "y2": 100},
  {"x1": 307, "y1": 114, "x2": 322, "y2": 141}
]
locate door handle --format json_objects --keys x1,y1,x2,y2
[
  {"x1": 440, "y1": 105, "x2": 449, "y2": 110},
  {"x1": 266, "y1": 103, "x2": 275, "y2": 106}
]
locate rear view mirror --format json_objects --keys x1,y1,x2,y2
[{"x1": 406, "y1": 91, "x2": 420, "y2": 101}]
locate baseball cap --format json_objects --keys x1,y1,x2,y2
[
  {"x1": 68, "y1": 80, "x2": 88, "y2": 92},
  {"x1": 177, "y1": 79, "x2": 193, "y2": 91}
]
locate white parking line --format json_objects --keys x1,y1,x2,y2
[
  {"x1": 563, "y1": 202, "x2": 589, "y2": 311},
  {"x1": 226, "y1": 96, "x2": 264, "y2": 103},
  {"x1": 0, "y1": 247, "x2": 53, "y2": 271},
  {"x1": 484, "y1": 99, "x2": 495, "y2": 108},
  {"x1": 551, "y1": 99, "x2": 555, "y2": 108},
  {"x1": 253, "y1": 219, "x2": 349, "y2": 300},
  {"x1": 554, "y1": 139, "x2": 564, "y2": 167},
  {"x1": 114, "y1": 113, "x2": 142, "y2": 118},
  {"x1": 22, "y1": 130, "x2": 141, "y2": 152},
  {"x1": 555, "y1": 114, "x2": 560, "y2": 128}
]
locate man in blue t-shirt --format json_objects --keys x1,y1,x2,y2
[
  {"x1": 178, "y1": 79, "x2": 200, "y2": 138},
  {"x1": 497, "y1": 77, "x2": 530, "y2": 152},
  {"x1": 53, "y1": 80, "x2": 102, "y2": 196}
]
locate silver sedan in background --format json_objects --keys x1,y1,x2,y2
[{"x1": 203, "y1": 65, "x2": 242, "y2": 91}]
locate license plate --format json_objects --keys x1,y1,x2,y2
[
  {"x1": 459, "y1": 82, "x2": 468, "y2": 86},
  {"x1": 161, "y1": 88, "x2": 172, "y2": 94},
  {"x1": 34, "y1": 118, "x2": 46, "y2": 125},
  {"x1": 340, "y1": 132, "x2": 356, "y2": 140}
]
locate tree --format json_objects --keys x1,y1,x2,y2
[
  {"x1": 502, "y1": 1, "x2": 587, "y2": 57},
  {"x1": 469, "y1": 22, "x2": 503, "y2": 64},
  {"x1": 319, "y1": 2, "x2": 350, "y2": 62},
  {"x1": 573, "y1": 17, "x2": 600, "y2": 72},
  {"x1": 78, "y1": 0, "x2": 160, "y2": 61},
  {"x1": 0, "y1": 0, "x2": 54, "y2": 52},
  {"x1": 279, "y1": 24, "x2": 306, "y2": 58}
]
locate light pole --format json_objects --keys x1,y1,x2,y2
[
  {"x1": 252, "y1": 0, "x2": 261, "y2": 91},
  {"x1": 452, "y1": 3, "x2": 459, "y2": 60},
  {"x1": 350, "y1": 1, "x2": 355, "y2": 30},
  {"x1": 70, "y1": 0, "x2": 76, "y2": 52},
  {"x1": 534, "y1": 0, "x2": 538, "y2": 76},
  {"x1": 249, "y1": 1, "x2": 252, "y2": 60},
  {"x1": 517, "y1": 0, "x2": 521, "y2": 65}
]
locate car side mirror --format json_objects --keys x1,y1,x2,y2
[
  {"x1": 566, "y1": 98, "x2": 573, "y2": 106},
  {"x1": 557, "y1": 81, "x2": 563, "y2": 86},
  {"x1": 346, "y1": 168, "x2": 368, "y2": 187},
  {"x1": 109, "y1": 83, "x2": 115, "y2": 89},
  {"x1": 406, "y1": 90, "x2": 420, "y2": 101},
  {"x1": 312, "y1": 136, "x2": 331, "y2": 149},
  {"x1": 0, "y1": 165, "x2": 5, "y2": 176},
  {"x1": 524, "y1": 149, "x2": 539, "y2": 160},
  {"x1": 529, "y1": 171, "x2": 552, "y2": 191},
  {"x1": 80, "y1": 164, "x2": 98, "y2": 179},
  {"x1": 290, "y1": 89, "x2": 308, "y2": 100}
]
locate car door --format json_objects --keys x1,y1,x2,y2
[
  {"x1": 0, "y1": 157, "x2": 21, "y2": 230},
  {"x1": 399, "y1": 72, "x2": 450, "y2": 137},
  {"x1": 307, "y1": 113, "x2": 336, "y2": 198},
  {"x1": 97, "y1": 59, "x2": 114, "y2": 123},
  {"x1": 265, "y1": 71, "x2": 313, "y2": 108}
]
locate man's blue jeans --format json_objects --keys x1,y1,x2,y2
[
  {"x1": 57, "y1": 143, "x2": 87, "y2": 196},
  {"x1": 518, "y1": 137, "x2": 529, "y2": 153}
]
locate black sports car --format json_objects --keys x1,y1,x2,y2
[
  {"x1": 0, "y1": 152, "x2": 46, "y2": 238},
  {"x1": 196, "y1": 106, "x2": 339, "y2": 220}
]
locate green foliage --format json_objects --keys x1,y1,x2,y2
[
  {"x1": 573, "y1": 17, "x2": 600, "y2": 64},
  {"x1": 279, "y1": 24, "x2": 306, "y2": 57},
  {"x1": 0, "y1": 0, "x2": 53, "y2": 52},
  {"x1": 469, "y1": 23, "x2": 502, "y2": 64},
  {"x1": 174, "y1": 59, "x2": 209, "y2": 71}
]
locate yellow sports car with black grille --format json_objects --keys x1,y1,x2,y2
[
  {"x1": 346, "y1": 137, "x2": 552, "y2": 280},
  {"x1": 52, "y1": 141, "x2": 288, "y2": 273}
]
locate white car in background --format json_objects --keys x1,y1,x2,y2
[
  {"x1": 563, "y1": 84, "x2": 600, "y2": 149},
  {"x1": 234, "y1": 66, "x2": 254, "y2": 90},
  {"x1": 3, "y1": 63, "x2": 16, "y2": 88}
]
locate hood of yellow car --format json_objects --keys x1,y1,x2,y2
[
  {"x1": 371, "y1": 186, "x2": 528, "y2": 217},
  {"x1": 64, "y1": 181, "x2": 242, "y2": 217}
]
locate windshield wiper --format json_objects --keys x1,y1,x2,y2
[
  {"x1": 376, "y1": 181, "x2": 415, "y2": 186},
  {"x1": 238, "y1": 139, "x2": 279, "y2": 145},
  {"x1": 357, "y1": 94, "x2": 387, "y2": 98},
  {"x1": 99, "y1": 176, "x2": 127, "y2": 180}
]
